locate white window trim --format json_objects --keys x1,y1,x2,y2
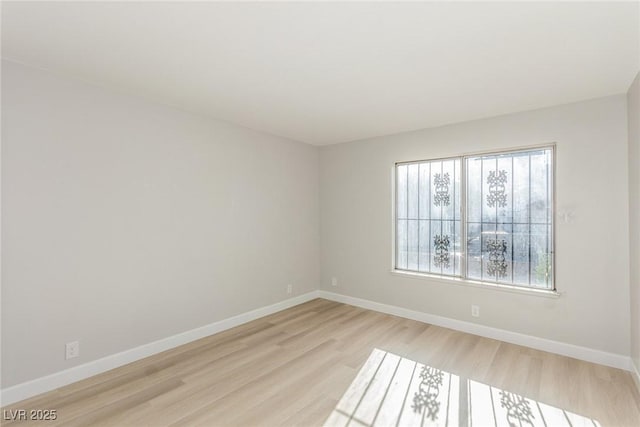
[
  {"x1": 390, "y1": 143, "x2": 557, "y2": 296},
  {"x1": 389, "y1": 269, "x2": 561, "y2": 298}
]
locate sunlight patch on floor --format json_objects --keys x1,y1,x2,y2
[{"x1": 325, "y1": 348, "x2": 600, "y2": 427}]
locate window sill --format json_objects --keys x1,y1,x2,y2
[{"x1": 390, "y1": 269, "x2": 562, "y2": 298}]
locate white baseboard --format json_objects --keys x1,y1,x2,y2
[
  {"x1": 2, "y1": 289, "x2": 632, "y2": 407},
  {"x1": 0, "y1": 291, "x2": 320, "y2": 407},
  {"x1": 317, "y1": 290, "x2": 632, "y2": 372}
]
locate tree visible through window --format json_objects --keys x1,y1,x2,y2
[{"x1": 395, "y1": 147, "x2": 554, "y2": 290}]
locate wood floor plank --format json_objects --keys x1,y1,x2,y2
[{"x1": 2, "y1": 298, "x2": 639, "y2": 426}]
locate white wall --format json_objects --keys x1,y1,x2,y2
[
  {"x1": 320, "y1": 95, "x2": 631, "y2": 357},
  {"x1": 629, "y1": 72, "x2": 640, "y2": 375},
  {"x1": 1, "y1": 60, "x2": 320, "y2": 388}
]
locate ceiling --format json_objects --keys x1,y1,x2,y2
[{"x1": 2, "y1": 1, "x2": 639, "y2": 146}]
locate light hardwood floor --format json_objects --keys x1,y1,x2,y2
[{"x1": 3, "y1": 298, "x2": 640, "y2": 426}]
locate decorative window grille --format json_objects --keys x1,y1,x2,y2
[
  {"x1": 395, "y1": 147, "x2": 554, "y2": 290},
  {"x1": 396, "y1": 159, "x2": 461, "y2": 276}
]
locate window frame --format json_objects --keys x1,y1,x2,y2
[{"x1": 391, "y1": 144, "x2": 557, "y2": 295}]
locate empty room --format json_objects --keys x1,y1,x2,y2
[{"x1": 1, "y1": 1, "x2": 639, "y2": 426}]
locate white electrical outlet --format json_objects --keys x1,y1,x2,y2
[
  {"x1": 287, "y1": 284, "x2": 292, "y2": 294},
  {"x1": 331, "y1": 277, "x2": 338, "y2": 287},
  {"x1": 66, "y1": 341, "x2": 80, "y2": 360},
  {"x1": 471, "y1": 305, "x2": 480, "y2": 318}
]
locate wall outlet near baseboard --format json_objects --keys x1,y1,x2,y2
[
  {"x1": 471, "y1": 305, "x2": 480, "y2": 318},
  {"x1": 331, "y1": 277, "x2": 338, "y2": 287},
  {"x1": 286, "y1": 284, "x2": 292, "y2": 294},
  {"x1": 65, "y1": 341, "x2": 79, "y2": 360}
]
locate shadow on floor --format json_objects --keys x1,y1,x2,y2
[{"x1": 325, "y1": 348, "x2": 600, "y2": 427}]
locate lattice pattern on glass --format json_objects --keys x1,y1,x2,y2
[
  {"x1": 396, "y1": 159, "x2": 461, "y2": 276},
  {"x1": 465, "y1": 148, "x2": 553, "y2": 289},
  {"x1": 396, "y1": 147, "x2": 554, "y2": 291}
]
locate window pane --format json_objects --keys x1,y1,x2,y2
[
  {"x1": 513, "y1": 155, "x2": 529, "y2": 224},
  {"x1": 497, "y1": 155, "x2": 513, "y2": 224},
  {"x1": 513, "y1": 223, "x2": 530, "y2": 285},
  {"x1": 442, "y1": 160, "x2": 456, "y2": 221},
  {"x1": 531, "y1": 224, "x2": 552, "y2": 288},
  {"x1": 396, "y1": 219, "x2": 407, "y2": 269},
  {"x1": 467, "y1": 157, "x2": 482, "y2": 223},
  {"x1": 430, "y1": 162, "x2": 442, "y2": 221},
  {"x1": 418, "y1": 220, "x2": 430, "y2": 271},
  {"x1": 418, "y1": 164, "x2": 430, "y2": 220},
  {"x1": 397, "y1": 147, "x2": 552, "y2": 290},
  {"x1": 496, "y1": 223, "x2": 513, "y2": 284},
  {"x1": 465, "y1": 148, "x2": 553, "y2": 289},
  {"x1": 396, "y1": 158, "x2": 461, "y2": 276},
  {"x1": 407, "y1": 164, "x2": 419, "y2": 219},
  {"x1": 482, "y1": 157, "x2": 497, "y2": 224},
  {"x1": 454, "y1": 219, "x2": 461, "y2": 276},
  {"x1": 454, "y1": 159, "x2": 461, "y2": 221},
  {"x1": 530, "y1": 151, "x2": 549, "y2": 224},
  {"x1": 407, "y1": 220, "x2": 419, "y2": 271},
  {"x1": 467, "y1": 222, "x2": 482, "y2": 280},
  {"x1": 397, "y1": 165, "x2": 407, "y2": 219}
]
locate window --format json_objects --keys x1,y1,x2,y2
[{"x1": 395, "y1": 147, "x2": 554, "y2": 290}]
